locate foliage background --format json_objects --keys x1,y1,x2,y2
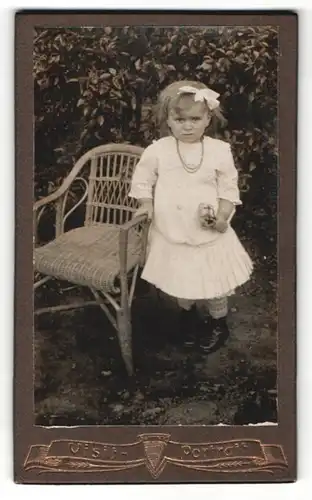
[
  {"x1": 34, "y1": 25, "x2": 278, "y2": 269},
  {"x1": 33, "y1": 25, "x2": 279, "y2": 425}
]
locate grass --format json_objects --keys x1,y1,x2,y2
[{"x1": 34, "y1": 257, "x2": 277, "y2": 427}]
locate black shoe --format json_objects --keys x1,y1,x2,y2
[
  {"x1": 178, "y1": 307, "x2": 197, "y2": 348},
  {"x1": 199, "y1": 316, "x2": 230, "y2": 354}
]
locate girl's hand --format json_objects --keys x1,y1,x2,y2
[
  {"x1": 134, "y1": 200, "x2": 153, "y2": 221},
  {"x1": 199, "y1": 214, "x2": 216, "y2": 229},
  {"x1": 212, "y1": 217, "x2": 228, "y2": 233}
]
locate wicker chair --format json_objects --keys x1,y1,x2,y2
[{"x1": 33, "y1": 143, "x2": 149, "y2": 376}]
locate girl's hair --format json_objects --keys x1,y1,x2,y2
[{"x1": 156, "y1": 80, "x2": 227, "y2": 138}]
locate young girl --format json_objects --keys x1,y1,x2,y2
[{"x1": 129, "y1": 80, "x2": 253, "y2": 351}]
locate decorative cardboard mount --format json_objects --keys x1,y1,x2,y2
[
  {"x1": 14, "y1": 11, "x2": 297, "y2": 485},
  {"x1": 24, "y1": 433, "x2": 288, "y2": 479}
]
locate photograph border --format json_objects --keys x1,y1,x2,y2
[{"x1": 15, "y1": 10, "x2": 297, "y2": 483}]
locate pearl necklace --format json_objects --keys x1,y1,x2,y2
[{"x1": 176, "y1": 138, "x2": 204, "y2": 174}]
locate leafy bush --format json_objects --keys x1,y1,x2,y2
[{"x1": 34, "y1": 25, "x2": 278, "y2": 259}]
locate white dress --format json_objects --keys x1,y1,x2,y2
[{"x1": 129, "y1": 135, "x2": 253, "y2": 300}]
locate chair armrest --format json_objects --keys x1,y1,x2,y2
[
  {"x1": 33, "y1": 158, "x2": 92, "y2": 242},
  {"x1": 33, "y1": 147, "x2": 96, "y2": 213},
  {"x1": 118, "y1": 214, "x2": 150, "y2": 304},
  {"x1": 33, "y1": 186, "x2": 69, "y2": 246},
  {"x1": 33, "y1": 185, "x2": 68, "y2": 212},
  {"x1": 120, "y1": 214, "x2": 149, "y2": 233},
  {"x1": 119, "y1": 214, "x2": 150, "y2": 268}
]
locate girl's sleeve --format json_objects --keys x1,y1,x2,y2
[
  {"x1": 128, "y1": 144, "x2": 159, "y2": 200},
  {"x1": 216, "y1": 143, "x2": 242, "y2": 206}
]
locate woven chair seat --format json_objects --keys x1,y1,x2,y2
[{"x1": 34, "y1": 224, "x2": 142, "y2": 294}]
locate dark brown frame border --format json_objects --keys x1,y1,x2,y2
[{"x1": 15, "y1": 10, "x2": 297, "y2": 483}]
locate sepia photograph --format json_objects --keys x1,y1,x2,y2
[{"x1": 33, "y1": 24, "x2": 279, "y2": 428}]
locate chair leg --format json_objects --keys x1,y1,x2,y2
[{"x1": 116, "y1": 306, "x2": 133, "y2": 376}]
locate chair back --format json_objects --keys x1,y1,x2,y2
[{"x1": 84, "y1": 144, "x2": 143, "y2": 226}]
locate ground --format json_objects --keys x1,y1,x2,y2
[{"x1": 34, "y1": 243, "x2": 277, "y2": 427}]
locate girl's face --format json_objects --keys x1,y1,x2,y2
[{"x1": 167, "y1": 98, "x2": 211, "y2": 143}]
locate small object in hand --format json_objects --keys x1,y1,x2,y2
[{"x1": 198, "y1": 203, "x2": 216, "y2": 226}]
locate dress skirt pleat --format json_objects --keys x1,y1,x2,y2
[{"x1": 141, "y1": 226, "x2": 253, "y2": 300}]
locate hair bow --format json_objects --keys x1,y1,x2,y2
[{"x1": 177, "y1": 85, "x2": 220, "y2": 110}]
